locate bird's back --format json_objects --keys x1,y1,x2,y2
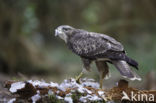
[{"x1": 67, "y1": 29, "x2": 124, "y2": 59}]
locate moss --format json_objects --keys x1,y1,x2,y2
[
  {"x1": 71, "y1": 91, "x2": 83, "y2": 103},
  {"x1": 49, "y1": 95, "x2": 64, "y2": 103}
]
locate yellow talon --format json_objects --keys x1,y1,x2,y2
[{"x1": 75, "y1": 72, "x2": 84, "y2": 83}]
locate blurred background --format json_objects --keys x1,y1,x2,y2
[{"x1": 0, "y1": 0, "x2": 156, "y2": 90}]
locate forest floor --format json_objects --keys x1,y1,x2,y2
[
  {"x1": 1, "y1": 71, "x2": 156, "y2": 103},
  {"x1": 1, "y1": 75, "x2": 156, "y2": 103}
]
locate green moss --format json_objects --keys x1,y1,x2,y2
[
  {"x1": 49, "y1": 95, "x2": 64, "y2": 103},
  {"x1": 48, "y1": 91, "x2": 106, "y2": 103},
  {"x1": 90, "y1": 100, "x2": 105, "y2": 103},
  {"x1": 71, "y1": 91, "x2": 83, "y2": 102}
]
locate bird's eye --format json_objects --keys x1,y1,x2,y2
[{"x1": 63, "y1": 28, "x2": 69, "y2": 31}]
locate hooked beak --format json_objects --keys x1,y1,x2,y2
[{"x1": 55, "y1": 28, "x2": 64, "y2": 37}]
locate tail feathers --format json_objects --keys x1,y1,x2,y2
[
  {"x1": 106, "y1": 51, "x2": 138, "y2": 69},
  {"x1": 112, "y1": 60, "x2": 141, "y2": 81},
  {"x1": 124, "y1": 55, "x2": 138, "y2": 69}
]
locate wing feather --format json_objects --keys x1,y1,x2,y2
[{"x1": 68, "y1": 30, "x2": 124, "y2": 58}]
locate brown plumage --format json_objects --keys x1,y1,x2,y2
[{"x1": 55, "y1": 25, "x2": 141, "y2": 88}]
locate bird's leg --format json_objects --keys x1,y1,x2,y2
[
  {"x1": 99, "y1": 71, "x2": 106, "y2": 89},
  {"x1": 75, "y1": 71, "x2": 84, "y2": 82},
  {"x1": 75, "y1": 58, "x2": 92, "y2": 83},
  {"x1": 95, "y1": 61, "x2": 109, "y2": 89}
]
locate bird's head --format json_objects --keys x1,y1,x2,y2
[{"x1": 55, "y1": 25, "x2": 74, "y2": 43}]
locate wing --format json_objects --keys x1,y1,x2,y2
[{"x1": 68, "y1": 30, "x2": 124, "y2": 59}]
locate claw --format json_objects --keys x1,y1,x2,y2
[
  {"x1": 75, "y1": 72, "x2": 83, "y2": 83},
  {"x1": 75, "y1": 76, "x2": 81, "y2": 83}
]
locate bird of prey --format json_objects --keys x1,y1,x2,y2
[{"x1": 55, "y1": 25, "x2": 141, "y2": 88}]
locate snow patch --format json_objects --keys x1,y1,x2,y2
[
  {"x1": 56, "y1": 95, "x2": 63, "y2": 99},
  {"x1": 79, "y1": 94, "x2": 102, "y2": 102},
  {"x1": 58, "y1": 78, "x2": 80, "y2": 91},
  {"x1": 48, "y1": 90, "x2": 54, "y2": 95},
  {"x1": 64, "y1": 96, "x2": 73, "y2": 103},
  {"x1": 77, "y1": 86, "x2": 85, "y2": 93},
  {"x1": 81, "y1": 81, "x2": 99, "y2": 88},
  {"x1": 31, "y1": 94, "x2": 41, "y2": 103},
  {"x1": 98, "y1": 91, "x2": 105, "y2": 96},
  {"x1": 27, "y1": 80, "x2": 59, "y2": 88},
  {"x1": 28, "y1": 80, "x2": 49, "y2": 87},
  {"x1": 8, "y1": 98, "x2": 16, "y2": 103},
  {"x1": 81, "y1": 78, "x2": 99, "y2": 88},
  {"x1": 9, "y1": 82, "x2": 25, "y2": 93},
  {"x1": 50, "y1": 82, "x2": 59, "y2": 87}
]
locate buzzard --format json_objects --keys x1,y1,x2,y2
[{"x1": 55, "y1": 25, "x2": 141, "y2": 88}]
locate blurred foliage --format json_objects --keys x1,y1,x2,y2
[{"x1": 0, "y1": 0, "x2": 156, "y2": 87}]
